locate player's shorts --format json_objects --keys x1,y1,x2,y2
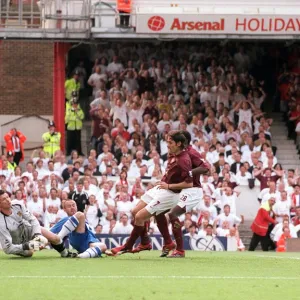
[
  {"x1": 177, "y1": 187, "x2": 203, "y2": 212},
  {"x1": 144, "y1": 187, "x2": 180, "y2": 216},
  {"x1": 70, "y1": 231, "x2": 100, "y2": 254},
  {"x1": 141, "y1": 186, "x2": 160, "y2": 205}
]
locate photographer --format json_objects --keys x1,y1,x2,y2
[
  {"x1": 42, "y1": 121, "x2": 61, "y2": 158},
  {"x1": 65, "y1": 99, "x2": 85, "y2": 156}
]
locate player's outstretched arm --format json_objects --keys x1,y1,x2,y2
[{"x1": 191, "y1": 166, "x2": 210, "y2": 176}]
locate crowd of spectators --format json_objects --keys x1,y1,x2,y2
[{"x1": 1, "y1": 42, "x2": 300, "y2": 251}]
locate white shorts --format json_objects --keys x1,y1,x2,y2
[
  {"x1": 141, "y1": 186, "x2": 160, "y2": 205},
  {"x1": 178, "y1": 187, "x2": 203, "y2": 212},
  {"x1": 142, "y1": 186, "x2": 180, "y2": 216}
]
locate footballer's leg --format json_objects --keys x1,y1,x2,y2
[
  {"x1": 77, "y1": 242, "x2": 107, "y2": 259},
  {"x1": 155, "y1": 212, "x2": 176, "y2": 257},
  {"x1": 108, "y1": 208, "x2": 153, "y2": 256},
  {"x1": 41, "y1": 227, "x2": 77, "y2": 258},
  {"x1": 167, "y1": 188, "x2": 202, "y2": 258},
  {"x1": 131, "y1": 200, "x2": 152, "y2": 253},
  {"x1": 167, "y1": 205, "x2": 186, "y2": 258},
  {"x1": 57, "y1": 211, "x2": 85, "y2": 239}
]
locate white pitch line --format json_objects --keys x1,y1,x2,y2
[
  {"x1": 256, "y1": 255, "x2": 300, "y2": 261},
  {"x1": 2, "y1": 275, "x2": 300, "y2": 280}
]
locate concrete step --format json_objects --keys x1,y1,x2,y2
[
  {"x1": 271, "y1": 122, "x2": 286, "y2": 126},
  {"x1": 275, "y1": 144, "x2": 298, "y2": 150},
  {"x1": 271, "y1": 136, "x2": 293, "y2": 141},
  {"x1": 278, "y1": 159, "x2": 300, "y2": 164},
  {"x1": 272, "y1": 140, "x2": 294, "y2": 145},
  {"x1": 276, "y1": 149, "x2": 299, "y2": 153},
  {"x1": 270, "y1": 126, "x2": 287, "y2": 130},
  {"x1": 277, "y1": 156, "x2": 299, "y2": 161},
  {"x1": 277, "y1": 155, "x2": 299, "y2": 160}
]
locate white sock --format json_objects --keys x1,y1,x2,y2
[
  {"x1": 58, "y1": 216, "x2": 79, "y2": 240},
  {"x1": 78, "y1": 246, "x2": 102, "y2": 258}
]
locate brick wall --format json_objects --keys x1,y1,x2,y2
[{"x1": 0, "y1": 41, "x2": 54, "y2": 115}]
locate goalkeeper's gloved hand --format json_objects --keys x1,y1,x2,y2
[
  {"x1": 32, "y1": 234, "x2": 48, "y2": 247},
  {"x1": 23, "y1": 241, "x2": 41, "y2": 251}
]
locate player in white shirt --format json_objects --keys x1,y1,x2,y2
[{"x1": 112, "y1": 214, "x2": 133, "y2": 234}]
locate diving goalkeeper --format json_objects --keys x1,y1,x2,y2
[{"x1": 0, "y1": 190, "x2": 72, "y2": 258}]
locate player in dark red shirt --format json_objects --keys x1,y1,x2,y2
[
  {"x1": 106, "y1": 131, "x2": 193, "y2": 256},
  {"x1": 165, "y1": 130, "x2": 210, "y2": 258}
]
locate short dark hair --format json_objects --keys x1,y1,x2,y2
[
  {"x1": 180, "y1": 130, "x2": 191, "y2": 145},
  {"x1": 206, "y1": 224, "x2": 213, "y2": 229},
  {"x1": 168, "y1": 131, "x2": 187, "y2": 149}
]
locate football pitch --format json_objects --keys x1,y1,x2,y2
[{"x1": 1, "y1": 251, "x2": 300, "y2": 300}]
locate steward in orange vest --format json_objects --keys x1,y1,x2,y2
[
  {"x1": 4, "y1": 128, "x2": 26, "y2": 165},
  {"x1": 117, "y1": 0, "x2": 131, "y2": 26}
]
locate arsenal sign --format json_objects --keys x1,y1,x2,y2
[{"x1": 136, "y1": 14, "x2": 300, "y2": 35}]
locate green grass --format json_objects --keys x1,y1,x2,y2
[{"x1": 1, "y1": 251, "x2": 300, "y2": 300}]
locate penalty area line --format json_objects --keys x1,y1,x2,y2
[{"x1": 2, "y1": 275, "x2": 300, "y2": 280}]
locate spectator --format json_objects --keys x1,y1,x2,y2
[
  {"x1": 85, "y1": 195, "x2": 101, "y2": 229},
  {"x1": 4, "y1": 128, "x2": 26, "y2": 165},
  {"x1": 27, "y1": 191, "x2": 44, "y2": 225},
  {"x1": 69, "y1": 179, "x2": 89, "y2": 212},
  {"x1": 276, "y1": 227, "x2": 292, "y2": 252},
  {"x1": 112, "y1": 213, "x2": 133, "y2": 234}
]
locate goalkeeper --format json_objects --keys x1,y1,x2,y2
[{"x1": 0, "y1": 190, "x2": 72, "y2": 258}]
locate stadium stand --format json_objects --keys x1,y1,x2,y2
[{"x1": 1, "y1": 41, "x2": 300, "y2": 251}]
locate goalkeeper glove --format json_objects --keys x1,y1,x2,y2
[
  {"x1": 23, "y1": 241, "x2": 41, "y2": 251},
  {"x1": 32, "y1": 234, "x2": 48, "y2": 247}
]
